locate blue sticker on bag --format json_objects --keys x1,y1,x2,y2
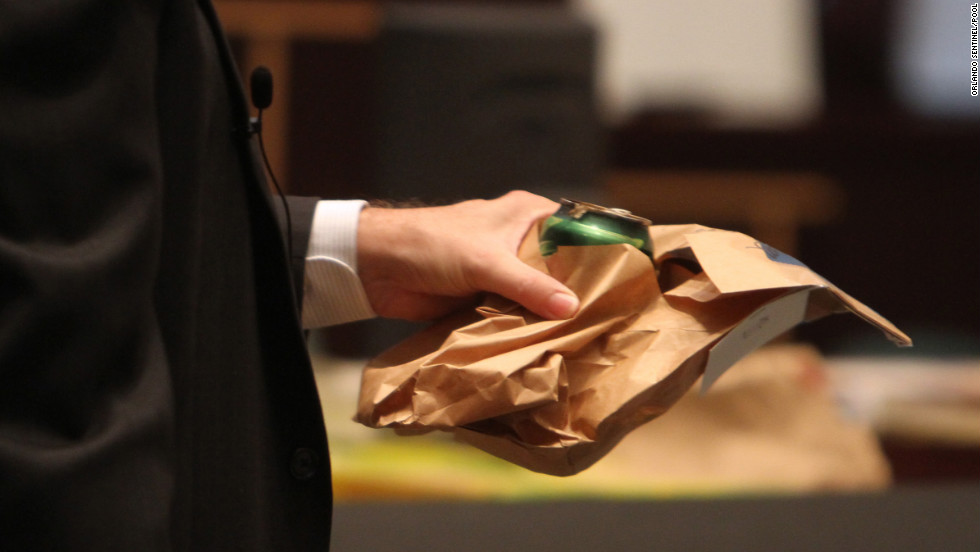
[{"x1": 748, "y1": 241, "x2": 808, "y2": 268}]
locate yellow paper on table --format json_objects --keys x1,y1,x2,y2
[{"x1": 355, "y1": 223, "x2": 911, "y2": 476}]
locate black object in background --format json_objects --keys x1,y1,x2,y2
[
  {"x1": 328, "y1": 3, "x2": 602, "y2": 358},
  {"x1": 373, "y1": 2, "x2": 601, "y2": 204}
]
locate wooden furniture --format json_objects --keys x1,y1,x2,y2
[
  {"x1": 214, "y1": 0, "x2": 381, "y2": 186},
  {"x1": 605, "y1": 170, "x2": 843, "y2": 256},
  {"x1": 330, "y1": 484, "x2": 980, "y2": 552}
]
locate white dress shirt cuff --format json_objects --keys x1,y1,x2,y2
[{"x1": 301, "y1": 199, "x2": 376, "y2": 328}]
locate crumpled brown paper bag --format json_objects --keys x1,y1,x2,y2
[{"x1": 355, "y1": 223, "x2": 911, "y2": 476}]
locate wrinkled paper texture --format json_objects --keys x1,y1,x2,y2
[{"x1": 356, "y1": 224, "x2": 911, "y2": 476}]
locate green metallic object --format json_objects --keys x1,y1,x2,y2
[{"x1": 539, "y1": 199, "x2": 652, "y2": 259}]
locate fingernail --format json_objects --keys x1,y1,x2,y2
[{"x1": 546, "y1": 292, "x2": 579, "y2": 319}]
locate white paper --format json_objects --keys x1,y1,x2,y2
[{"x1": 701, "y1": 287, "x2": 812, "y2": 393}]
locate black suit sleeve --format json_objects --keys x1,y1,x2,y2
[
  {"x1": 272, "y1": 195, "x2": 321, "y2": 306},
  {"x1": 1, "y1": 2, "x2": 173, "y2": 548}
]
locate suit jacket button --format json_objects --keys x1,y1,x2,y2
[{"x1": 290, "y1": 447, "x2": 319, "y2": 480}]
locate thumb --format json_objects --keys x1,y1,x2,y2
[{"x1": 476, "y1": 254, "x2": 579, "y2": 320}]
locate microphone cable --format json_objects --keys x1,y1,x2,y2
[{"x1": 249, "y1": 66, "x2": 293, "y2": 259}]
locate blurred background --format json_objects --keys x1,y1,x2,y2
[
  {"x1": 216, "y1": 0, "x2": 978, "y2": 546},
  {"x1": 219, "y1": 0, "x2": 979, "y2": 356}
]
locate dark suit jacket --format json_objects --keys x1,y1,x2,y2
[{"x1": 0, "y1": 1, "x2": 332, "y2": 549}]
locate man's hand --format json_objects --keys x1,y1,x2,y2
[{"x1": 356, "y1": 191, "x2": 579, "y2": 321}]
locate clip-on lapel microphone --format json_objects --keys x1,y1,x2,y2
[{"x1": 249, "y1": 66, "x2": 293, "y2": 259}]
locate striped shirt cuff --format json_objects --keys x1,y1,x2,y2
[{"x1": 301, "y1": 200, "x2": 376, "y2": 328}]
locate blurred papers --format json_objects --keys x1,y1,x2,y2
[{"x1": 319, "y1": 346, "x2": 892, "y2": 500}]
